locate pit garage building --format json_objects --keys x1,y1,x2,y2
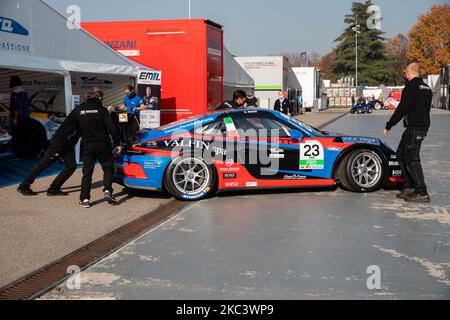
[{"x1": 0, "y1": 0, "x2": 160, "y2": 153}]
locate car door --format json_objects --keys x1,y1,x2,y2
[{"x1": 229, "y1": 112, "x2": 300, "y2": 180}]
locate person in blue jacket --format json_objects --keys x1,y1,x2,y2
[{"x1": 119, "y1": 85, "x2": 142, "y2": 121}]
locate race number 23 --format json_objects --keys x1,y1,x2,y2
[{"x1": 300, "y1": 140, "x2": 324, "y2": 170}]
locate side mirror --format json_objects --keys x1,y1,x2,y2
[{"x1": 291, "y1": 130, "x2": 304, "y2": 141}]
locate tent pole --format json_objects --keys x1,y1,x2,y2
[{"x1": 64, "y1": 72, "x2": 80, "y2": 163}]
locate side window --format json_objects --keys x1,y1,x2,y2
[
  {"x1": 232, "y1": 114, "x2": 296, "y2": 138},
  {"x1": 194, "y1": 119, "x2": 227, "y2": 136}
]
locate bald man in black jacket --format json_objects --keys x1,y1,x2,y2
[{"x1": 384, "y1": 63, "x2": 433, "y2": 203}]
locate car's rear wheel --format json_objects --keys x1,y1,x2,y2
[
  {"x1": 367, "y1": 108, "x2": 373, "y2": 114},
  {"x1": 373, "y1": 102, "x2": 382, "y2": 110},
  {"x1": 357, "y1": 108, "x2": 364, "y2": 114},
  {"x1": 165, "y1": 156, "x2": 216, "y2": 201},
  {"x1": 338, "y1": 149, "x2": 384, "y2": 192}
]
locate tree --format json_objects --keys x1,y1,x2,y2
[
  {"x1": 332, "y1": 0, "x2": 395, "y2": 85},
  {"x1": 308, "y1": 52, "x2": 322, "y2": 68},
  {"x1": 385, "y1": 34, "x2": 409, "y2": 85},
  {"x1": 407, "y1": 4, "x2": 450, "y2": 75},
  {"x1": 282, "y1": 52, "x2": 303, "y2": 67},
  {"x1": 318, "y1": 49, "x2": 337, "y2": 81}
]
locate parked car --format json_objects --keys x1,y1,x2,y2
[
  {"x1": 1, "y1": 89, "x2": 65, "y2": 157},
  {"x1": 0, "y1": 127, "x2": 12, "y2": 160},
  {"x1": 114, "y1": 108, "x2": 405, "y2": 201}
]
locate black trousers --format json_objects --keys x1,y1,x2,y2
[
  {"x1": 397, "y1": 127, "x2": 428, "y2": 194},
  {"x1": 80, "y1": 143, "x2": 114, "y2": 201},
  {"x1": 22, "y1": 143, "x2": 77, "y2": 191}
]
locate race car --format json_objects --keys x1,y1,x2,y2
[
  {"x1": 0, "y1": 127, "x2": 12, "y2": 160},
  {"x1": 114, "y1": 109, "x2": 405, "y2": 201}
]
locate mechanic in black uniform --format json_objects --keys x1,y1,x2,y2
[
  {"x1": 73, "y1": 87, "x2": 122, "y2": 208},
  {"x1": 384, "y1": 63, "x2": 433, "y2": 203},
  {"x1": 216, "y1": 90, "x2": 247, "y2": 110},
  {"x1": 245, "y1": 94, "x2": 258, "y2": 108},
  {"x1": 17, "y1": 108, "x2": 80, "y2": 196}
]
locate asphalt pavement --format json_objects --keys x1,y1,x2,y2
[
  {"x1": 42, "y1": 109, "x2": 450, "y2": 300},
  {"x1": 0, "y1": 168, "x2": 173, "y2": 288}
]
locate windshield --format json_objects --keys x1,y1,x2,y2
[{"x1": 278, "y1": 113, "x2": 326, "y2": 136}]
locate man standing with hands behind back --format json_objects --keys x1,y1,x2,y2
[{"x1": 384, "y1": 63, "x2": 433, "y2": 203}]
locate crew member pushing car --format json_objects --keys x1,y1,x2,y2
[
  {"x1": 384, "y1": 63, "x2": 433, "y2": 203},
  {"x1": 17, "y1": 109, "x2": 80, "y2": 196},
  {"x1": 73, "y1": 87, "x2": 122, "y2": 208}
]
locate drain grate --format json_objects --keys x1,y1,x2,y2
[{"x1": 0, "y1": 200, "x2": 190, "y2": 300}]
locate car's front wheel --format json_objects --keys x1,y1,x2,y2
[
  {"x1": 165, "y1": 156, "x2": 216, "y2": 201},
  {"x1": 338, "y1": 149, "x2": 385, "y2": 192}
]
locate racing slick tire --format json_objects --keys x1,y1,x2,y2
[
  {"x1": 367, "y1": 108, "x2": 373, "y2": 114},
  {"x1": 165, "y1": 156, "x2": 216, "y2": 201},
  {"x1": 356, "y1": 108, "x2": 364, "y2": 114},
  {"x1": 350, "y1": 109, "x2": 356, "y2": 114},
  {"x1": 373, "y1": 102, "x2": 382, "y2": 110},
  {"x1": 337, "y1": 148, "x2": 385, "y2": 193}
]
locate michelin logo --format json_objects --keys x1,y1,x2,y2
[{"x1": 0, "y1": 17, "x2": 29, "y2": 36}]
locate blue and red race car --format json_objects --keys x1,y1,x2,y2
[{"x1": 114, "y1": 109, "x2": 405, "y2": 201}]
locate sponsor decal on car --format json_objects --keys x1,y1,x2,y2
[
  {"x1": 246, "y1": 182, "x2": 258, "y2": 187},
  {"x1": 219, "y1": 167, "x2": 240, "y2": 173},
  {"x1": 389, "y1": 161, "x2": 400, "y2": 166},
  {"x1": 392, "y1": 170, "x2": 402, "y2": 177},
  {"x1": 342, "y1": 137, "x2": 380, "y2": 146},
  {"x1": 163, "y1": 117, "x2": 216, "y2": 134},
  {"x1": 224, "y1": 182, "x2": 240, "y2": 188},
  {"x1": 143, "y1": 160, "x2": 163, "y2": 169},
  {"x1": 164, "y1": 139, "x2": 210, "y2": 150},
  {"x1": 283, "y1": 174, "x2": 307, "y2": 181},
  {"x1": 299, "y1": 140, "x2": 324, "y2": 170},
  {"x1": 223, "y1": 173, "x2": 237, "y2": 179}
]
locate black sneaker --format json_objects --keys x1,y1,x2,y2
[
  {"x1": 396, "y1": 188, "x2": 415, "y2": 199},
  {"x1": 47, "y1": 190, "x2": 69, "y2": 197},
  {"x1": 17, "y1": 185, "x2": 38, "y2": 196},
  {"x1": 104, "y1": 190, "x2": 118, "y2": 204},
  {"x1": 404, "y1": 193, "x2": 431, "y2": 203},
  {"x1": 79, "y1": 199, "x2": 91, "y2": 208}
]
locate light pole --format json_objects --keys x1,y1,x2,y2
[
  {"x1": 189, "y1": 0, "x2": 191, "y2": 19},
  {"x1": 352, "y1": 23, "x2": 361, "y2": 88}
]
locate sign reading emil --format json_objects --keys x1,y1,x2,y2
[
  {"x1": 0, "y1": 1, "x2": 33, "y2": 54},
  {"x1": 137, "y1": 70, "x2": 162, "y2": 129}
]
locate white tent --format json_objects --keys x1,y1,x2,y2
[
  {"x1": 223, "y1": 48, "x2": 254, "y2": 99},
  {"x1": 0, "y1": 0, "x2": 160, "y2": 115}
]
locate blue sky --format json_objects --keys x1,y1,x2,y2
[{"x1": 44, "y1": 0, "x2": 444, "y2": 56}]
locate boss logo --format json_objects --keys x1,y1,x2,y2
[{"x1": 223, "y1": 173, "x2": 237, "y2": 179}]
